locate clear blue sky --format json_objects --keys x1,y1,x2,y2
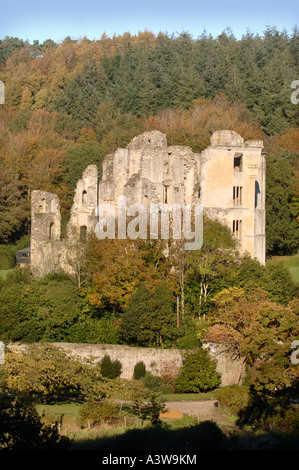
[{"x1": 0, "y1": 0, "x2": 298, "y2": 43}]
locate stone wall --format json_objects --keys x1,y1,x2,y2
[
  {"x1": 30, "y1": 129, "x2": 266, "y2": 277},
  {"x1": 9, "y1": 342, "x2": 245, "y2": 387},
  {"x1": 53, "y1": 342, "x2": 183, "y2": 380}
]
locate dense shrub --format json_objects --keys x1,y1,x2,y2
[
  {"x1": 100, "y1": 354, "x2": 122, "y2": 379},
  {"x1": 0, "y1": 245, "x2": 15, "y2": 269},
  {"x1": 67, "y1": 317, "x2": 120, "y2": 344},
  {"x1": 141, "y1": 372, "x2": 172, "y2": 395},
  {"x1": 0, "y1": 270, "x2": 121, "y2": 344},
  {"x1": 174, "y1": 348, "x2": 221, "y2": 393},
  {"x1": 1, "y1": 344, "x2": 111, "y2": 401},
  {"x1": 133, "y1": 361, "x2": 146, "y2": 380},
  {"x1": 260, "y1": 407, "x2": 299, "y2": 434},
  {"x1": 0, "y1": 400, "x2": 70, "y2": 450},
  {"x1": 215, "y1": 385, "x2": 250, "y2": 415},
  {"x1": 79, "y1": 401, "x2": 120, "y2": 428}
]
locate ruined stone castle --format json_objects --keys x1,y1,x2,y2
[{"x1": 30, "y1": 129, "x2": 266, "y2": 277}]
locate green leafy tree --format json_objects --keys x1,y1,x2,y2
[
  {"x1": 183, "y1": 217, "x2": 238, "y2": 316},
  {"x1": 53, "y1": 61, "x2": 110, "y2": 126},
  {"x1": 100, "y1": 355, "x2": 122, "y2": 379},
  {"x1": 174, "y1": 348, "x2": 221, "y2": 393},
  {"x1": 1, "y1": 344, "x2": 113, "y2": 401},
  {"x1": 0, "y1": 165, "x2": 27, "y2": 243},
  {"x1": 206, "y1": 288, "x2": 299, "y2": 395},
  {"x1": 266, "y1": 154, "x2": 299, "y2": 254},
  {"x1": 120, "y1": 281, "x2": 177, "y2": 347},
  {"x1": 0, "y1": 271, "x2": 94, "y2": 342},
  {"x1": 64, "y1": 141, "x2": 102, "y2": 192},
  {"x1": 231, "y1": 254, "x2": 299, "y2": 305},
  {"x1": 133, "y1": 361, "x2": 146, "y2": 380},
  {"x1": 0, "y1": 400, "x2": 70, "y2": 450}
]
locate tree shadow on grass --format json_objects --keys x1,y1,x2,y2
[{"x1": 71, "y1": 420, "x2": 230, "y2": 451}]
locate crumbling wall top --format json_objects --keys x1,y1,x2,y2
[
  {"x1": 126, "y1": 131, "x2": 167, "y2": 150},
  {"x1": 210, "y1": 130, "x2": 244, "y2": 147}
]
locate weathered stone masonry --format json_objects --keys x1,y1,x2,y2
[
  {"x1": 30, "y1": 129, "x2": 265, "y2": 277},
  {"x1": 10, "y1": 342, "x2": 246, "y2": 387},
  {"x1": 29, "y1": 129, "x2": 264, "y2": 386}
]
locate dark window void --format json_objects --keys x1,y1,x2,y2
[
  {"x1": 255, "y1": 181, "x2": 261, "y2": 208},
  {"x1": 80, "y1": 225, "x2": 87, "y2": 242},
  {"x1": 233, "y1": 186, "x2": 242, "y2": 205},
  {"x1": 49, "y1": 222, "x2": 54, "y2": 240},
  {"x1": 164, "y1": 186, "x2": 168, "y2": 204},
  {"x1": 39, "y1": 198, "x2": 46, "y2": 213},
  {"x1": 82, "y1": 190, "x2": 87, "y2": 204},
  {"x1": 232, "y1": 220, "x2": 242, "y2": 239},
  {"x1": 234, "y1": 153, "x2": 243, "y2": 172}
]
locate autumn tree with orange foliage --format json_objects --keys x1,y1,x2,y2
[
  {"x1": 144, "y1": 95, "x2": 263, "y2": 152},
  {"x1": 83, "y1": 234, "x2": 174, "y2": 314}
]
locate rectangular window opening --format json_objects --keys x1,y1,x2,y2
[
  {"x1": 233, "y1": 186, "x2": 242, "y2": 206},
  {"x1": 234, "y1": 153, "x2": 243, "y2": 172},
  {"x1": 164, "y1": 186, "x2": 168, "y2": 204},
  {"x1": 232, "y1": 219, "x2": 242, "y2": 239}
]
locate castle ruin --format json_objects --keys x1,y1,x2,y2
[{"x1": 30, "y1": 129, "x2": 266, "y2": 277}]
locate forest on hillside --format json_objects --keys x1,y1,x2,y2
[
  {"x1": 0, "y1": 30, "x2": 299, "y2": 448},
  {"x1": 0, "y1": 27, "x2": 298, "y2": 253}
]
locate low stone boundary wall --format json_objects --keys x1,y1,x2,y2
[
  {"x1": 9, "y1": 342, "x2": 246, "y2": 387},
  {"x1": 53, "y1": 342, "x2": 183, "y2": 380}
]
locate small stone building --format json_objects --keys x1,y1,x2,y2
[{"x1": 16, "y1": 247, "x2": 31, "y2": 267}]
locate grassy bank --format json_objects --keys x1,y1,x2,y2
[
  {"x1": 36, "y1": 392, "x2": 216, "y2": 420},
  {"x1": 269, "y1": 253, "x2": 299, "y2": 282},
  {"x1": 0, "y1": 269, "x2": 13, "y2": 279}
]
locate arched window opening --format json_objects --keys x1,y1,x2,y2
[
  {"x1": 82, "y1": 190, "x2": 87, "y2": 204},
  {"x1": 80, "y1": 225, "x2": 87, "y2": 242}
]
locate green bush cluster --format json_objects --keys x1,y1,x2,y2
[
  {"x1": 79, "y1": 401, "x2": 120, "y2": 428},
  {"x1": 215, "y1": 385, "x2": 250, "y2": 415},
  {"x1": 133, "y1": 361, "x2": 146, "y2": 380},
  {"x1": 261, "y1": 407, "x2": 299, "y2": 434},
  {"x1": 141, "y1": 372, "x2": 173, "y2": 395},
  {"x1": 0, "y1": 268, "x2": 121, "y2": 344},
  {"x1": 100, "y1": 355, "x2": 122, "y2": 379},
  {"x1": 0, "y1": 400, "x2": 70, "y2": 450},
  {"x1": 0, "y1": 245, "x2": 16, "y2": 270},
  {"x1": 132, "y1": 362, "x2": 174, "y2": 394},
  {"x1": 174, "y1": 349, "x2": 221, "y2": 393}
]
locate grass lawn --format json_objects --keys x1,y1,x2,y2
[
  {"x1": 0, "y1": 269, "x2": 13, "y2": 279},
  {"x1": 36, "y1": 392, "x2": 215, "y2": 420},
  {"x1": 269, "y1": 253, "x2": 299, "y2": 282},
  {"x1": 35, "y1": 392, "x2": 216, "y2": 433},
  {"x1": 35, "y1": 398, "x2": 224, "y2": 450},
  {"x1": 36, "y1": 402, "x2": 83, "y2": 418}
]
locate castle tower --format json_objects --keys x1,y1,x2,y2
[
  {"x1": 200, "y1": 130, "x2": 265, "y2": 264},
  {"x1": 30, "y1": 190, "x2": 62, "y2": 276}
]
